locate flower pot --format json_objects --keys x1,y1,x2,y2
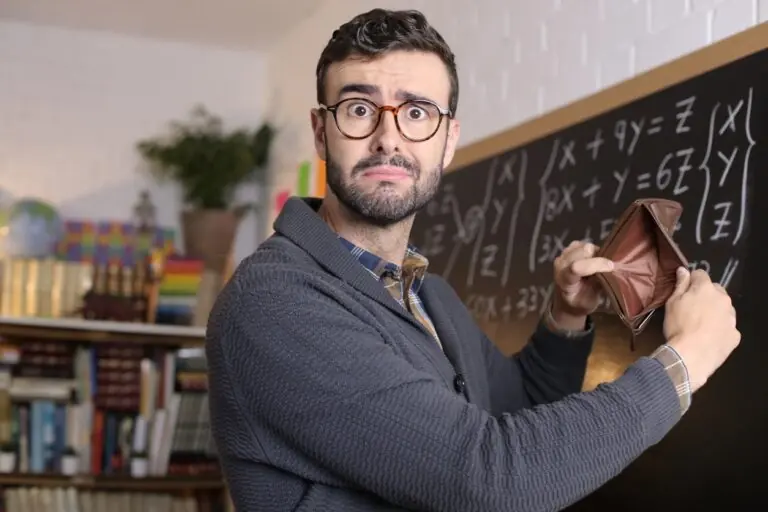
[
  {"x1": 181, "y1": 208, "x2": 245, "y2": 274},
  {"x1": 131, "y1": 456, "x2": 148, "y2": 478},
  {"x1": 0, "y1": 451, "x2": 15, "y2": 473},
  {"x1": 181, "y1": 207, "x2": 247, "y2": 326},
  {"x1": 61, "y1": 453, "x2": 79, "y2": 475}
]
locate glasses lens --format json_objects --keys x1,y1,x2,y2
[
  {"x1": 397, "y1": 101, "x2": 441, "y2": 141},
  {"x1": 335, "y1": 99, "x2": 381, "y2": 138}
]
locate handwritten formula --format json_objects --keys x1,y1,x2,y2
[{"x1": 412, "y1": 85, "x2": 756, "y2": 325}]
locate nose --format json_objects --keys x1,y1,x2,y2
[{"x1": 369, "y1": 108, "x2": 401, "y2": 155}]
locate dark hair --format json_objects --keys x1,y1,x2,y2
[{"x1": 316, "y1": 9, "x2": 459, "y2": 114}]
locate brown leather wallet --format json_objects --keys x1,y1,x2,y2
[{"x1": 593, "y1": 198, "x2": 689, "y2": 347}]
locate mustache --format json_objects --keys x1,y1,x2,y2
[{"x1": 352, "y1": 154, "x2": 418, "y2": 177}]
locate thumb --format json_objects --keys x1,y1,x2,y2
[{"x1": 669, "y1": 266, "x2": 691, "y2": 301}]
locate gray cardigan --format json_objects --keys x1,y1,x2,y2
[{"x1": 205, "y1": 197, "x2": 681, "y2": 511}]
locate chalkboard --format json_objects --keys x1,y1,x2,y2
[{"x1": 411, "y1": 25, "x2": 768, "y2": 509}]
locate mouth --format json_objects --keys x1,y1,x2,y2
[{"x1": 360, "y1": 166, "x2": 412, "y2": 181}]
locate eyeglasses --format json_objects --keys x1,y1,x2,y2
[{"x1": 319, "y1": 97, "x2": 453, "y2": 142}]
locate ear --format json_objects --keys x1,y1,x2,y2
[
  {"x1": 441, "y1": 118, "x2": 461, "y2": 170},
  {"x1": 310, "y1": 108, "x2": 327, "y2": 160}
]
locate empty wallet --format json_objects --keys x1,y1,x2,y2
[{"x1": 593, "y1": 198, "x2": 689, "y2": 348}]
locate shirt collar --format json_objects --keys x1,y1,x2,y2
[{"x1": 338, "y1": 237, "x2": 429, "y2": 289}]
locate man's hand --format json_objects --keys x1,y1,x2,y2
[
  {"x1": 550, "y1": 241, "x2": 614, "y2": 331},
  {"x1": 664, "y1": 267, "x2": 740, "y2": 392}
]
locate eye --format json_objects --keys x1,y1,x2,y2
[
  {"x1": 345, "y1": 102, "x2": 374, "y2": 118},
  {"x1": 403, "y1": 102, "x2": 436, "y2": 121},
  {"x1": 405, "y1": 105, "x2": 427, "y2": 120}
]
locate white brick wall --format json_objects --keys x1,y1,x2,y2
[
  {"x1": 264, "y1": 0, "x2": 764, "y2": 230},
  {"x1": 0, "y1": 20, "x2": 266, "y2": 263},
  {"x1": 3, "y1": 1, "x2": 762, "y2": 256}
]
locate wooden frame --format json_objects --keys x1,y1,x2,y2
[{"x1": 447, "y1": 22, "x2": 768, "y2": 172}]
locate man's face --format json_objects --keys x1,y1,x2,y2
[{"x1": 311, "y1": 50, "x2": 460, "y2": 226}]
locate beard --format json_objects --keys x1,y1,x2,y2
[{"x1": 325, "y1": 145, "x2": 445, "y2": 227}]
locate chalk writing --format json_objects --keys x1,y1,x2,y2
[{"x1": 413, "y1": 82, "x2": 754, "y2": 324}]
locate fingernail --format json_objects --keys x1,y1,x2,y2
[{"x1": 677, "y1": 266, "x2": 687, "y2": 277}]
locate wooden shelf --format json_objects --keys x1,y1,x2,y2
[
  {"x1": 0, "y1": 316, "x2": 206, "y2": 346},
  {"x1": 0, "y1": 473, "x2": 224, "y2": 492}
]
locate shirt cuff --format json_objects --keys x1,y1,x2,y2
[
  {"x1": 649, "y1": 344, "x2": 692, "y2": 416},
  {"x1": 542, "y1": 301, "x2": 594, "y2": 339}
]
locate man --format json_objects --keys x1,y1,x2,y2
[{"x1": 206, "y1": 9, "x2": 740, "y2": 511}]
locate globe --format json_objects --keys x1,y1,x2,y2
[{"x1": 0, "y1": 198, "x2": 64, "y2": 258}]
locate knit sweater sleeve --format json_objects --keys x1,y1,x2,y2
[
  {"x1": 433, "y1": 275, "x2": 594, "y2": 413},
  {"x1": 482, "y1": 321, "x2": 594, "y2": 415},
  {"x1": 206, "y1": 268, "x2": 681, "y2": 512}
]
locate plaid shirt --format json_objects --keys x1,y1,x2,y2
[
  {"x1": 338, "y1": 237, "x2": 442, "y2": 350},
  {"x1": 338, "y1": 238, "x2": 690, "y2": 415},
  {"x1": 649, "y1": 344, "x2": 691, "y2": 415}
]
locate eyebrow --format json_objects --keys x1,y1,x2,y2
[
  {"x1": 337, "y1": 83, "x2": 436, "y2": 104},
  {"x1": 338, "y1": 83, "x2": 378, "y2": 97}
]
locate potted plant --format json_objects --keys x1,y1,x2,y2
[
  {"x1": 136, "y1": 104, "x2": 275, "y2": 274},
  {"x1": 130, "y1": 449, "x2": 148, "y2": 478},
  {"x1": 0, "y1": 441, "x2": 16, "y2": 473},
  {"x1": 61, "y1": 445, "x2": 79, "y2": 475}
]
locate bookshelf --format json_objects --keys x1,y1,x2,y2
[
  {"x1": 0, "y1": 317, "x2": 206, "y2": 347},
  {"x1": 0, "y1": 473, "x2": 224, "y2": 492},
  {"x1": 0, "y1": 316, "x2": 228, "y2": 512}
]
